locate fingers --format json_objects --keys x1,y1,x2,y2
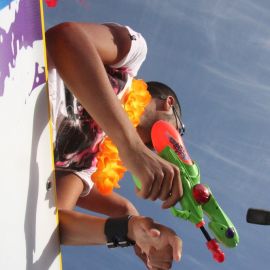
[
  {"x1": 158, "y1": 170, "x2": 173, "y2": 201},
  {"x1": 142, "y1": 220, "x2": 182, "y2": 263},
  {"x1": 136, "y1": 165, "x2": 182, "y2": 207},
  {"x1": 148, "y1": 228, "x2": 161, "y2": 238},
  {"x1": 148, "y1": 246, "x2": 173, "y2": 270},
  {"x1": 141, "y1": 218, "x2": 161, "y2": 239},
  {"x1": 147, "y1": 236, "x2": 182, "y2": 269},
  {"x1": 148, "y1": 173, "x2": 163, "y2": 201},
  {"x1": 133, "y1": 149, "x2": 183, "y2": 207},
  {"x1": 168, "y1": 235, "x2": 182, "y2": 262},
  {"x1": 134, "y1": 244, "x2": 148, "y2": 265},
  {"x1": 132, "y1": 217, "x2": 182, "y2": 269},
  {"x1": 149, "y1": 260, "x2": 172, "y2": 270},
  {"x1": 135, "y1": 170, "x2": 166, "y2": 201},
  {"x1": 135, "y1": 172, "x2": 154, "y2": 199},
  {"x1": 162, "y1": 166, "x2": 183, "y2": 209}
]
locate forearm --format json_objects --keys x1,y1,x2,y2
[
  {"x1": 58, "y1": 209, "x2": 139, "y2": 246},
  {"x1": 77, "y1": 187, "x2": 139, "y2": 217},
  {"x1": 46, "y1": 23, "x2": 143, "y2": 151},
  {"x1": 58, "y1": 209, "x2": 107, "y2": 245},
  {"x1": 58, "y1": 209, "x2": 182, "y2": 266}
]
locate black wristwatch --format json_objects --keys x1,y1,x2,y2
[{"x1": 104, "y1": 215, "x2": 136, "y2": 248}]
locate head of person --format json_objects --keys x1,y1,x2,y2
[{"x1": 137, "y1": 81, "x2": 185, "y2": 148}]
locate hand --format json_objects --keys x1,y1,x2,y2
[
  {"x1": 134, "y1": 244, "x2": 175, "y2": 270},
  {"x1": 133, "y1": 245, "x2": 149, "y2": 268},
  {"x1": 128, "y1": 216, "x2": 182, "y2": 269},
  {"x1": 119, "y1": 142, "x2": 183, "y2": 208}
]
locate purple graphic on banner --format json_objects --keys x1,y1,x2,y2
[
  {"x1": 0, "y1": 0, "x2": 44, "y2": 97},
  {"x1": 31, "y1": 62, "x2": 46, "y2": 94}
]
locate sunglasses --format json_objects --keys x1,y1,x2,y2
[
  {"x1": 172, "y1": 105, "x2": 185, "y2": 136},
  {"x1": 157, "y1": 95, "x2": 185, "y2": 136}
]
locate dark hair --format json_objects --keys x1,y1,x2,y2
[{"x1": 146, "y1": 81, "x2": 182, "y2": 118}]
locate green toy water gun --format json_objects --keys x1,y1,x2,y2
[{"x1": 132, "y1": 120, "x2": 239, "y2": 263}]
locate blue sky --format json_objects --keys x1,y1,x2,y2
[
  {"x1": 0, "y1": 0, "x2": 15, "y2": 10},
  {"x1": 44, "y1": 1, "x2": 270, "y2": 269}
]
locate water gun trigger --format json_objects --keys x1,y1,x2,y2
[{"x1": 171, "y1": 206, "x2": 191, "y2": 220}]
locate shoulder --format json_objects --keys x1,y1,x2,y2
[{"x1": 109, "y1": 24, "x2": 148, "y2": 77}]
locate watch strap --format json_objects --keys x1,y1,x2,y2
[{"x1": 104, "y1": 215, "x2": 135, "y2": 248}]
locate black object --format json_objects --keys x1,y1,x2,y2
[
  {"x1": 200, "y1": 226, "x2": 212, "y2": 241},
  {"x1": 129, "y1": 34, "x2": 137, "y2": 40},
  {"x1": 246, "y1": 208, "x2": 270, "y2": 225},
  {"x1": 104, "y1": 215, "x2": 136, "y2": 248}
]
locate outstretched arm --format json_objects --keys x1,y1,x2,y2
[
  {"x1": 56, "y1": 173, "x2": 178, "y2": 269},
  {"x1": 46, "y1": 22, "x2": 182, "y2": 207},
  {"x1": 59, "y1": 210, "x2": 182, "y2": 269}
]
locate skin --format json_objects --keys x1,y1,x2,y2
[
  {"x1": 46, "y1": 22, "x2": 183, "y2": 269},
  {"x1": 56, "y1": 172, "x2": 182, "y2": 270},
  {"x1": 46, "y1": 22, "x2": 183, "y2": 206},
  {"x1": 59, "y1": 211, "x2": 182, "y2": 269}
]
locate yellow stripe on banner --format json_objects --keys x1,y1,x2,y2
[
  {"x1": 39, "y1": 0, "x2": 63, "y2": 269},
  {"x1": 40, "y1": 0, "x2": 48, "y2": 81}
]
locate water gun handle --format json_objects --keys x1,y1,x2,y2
[
  {"x1": 132, "y1": 175, "x2": 142, "y2": 190},
  {"x1": 132, "y1": 173, "x2": 225, "y2": 264}
]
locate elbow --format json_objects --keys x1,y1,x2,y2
[
  {"x1": 46, "y1": 21, "x2": 76, "y2": 40},
  {"x1": 45, "y1": 22, "x2": 79, "y2": 54}
]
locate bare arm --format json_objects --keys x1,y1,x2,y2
[
  {"x1": 77, "y1": 186, "x2": 139, "y2": 217},
  {"x1": 46, "y1": 22, "x2": 182, "y2": 207},
  {"x1": 58, "y1": 210, "x2": 182, "y2": 266},
  {"x1": 46, "y1": 22, "x2": 138, "y2": 149},
  {"x1": 59, "y1": 210, "x2": 107, "y2": 245}
]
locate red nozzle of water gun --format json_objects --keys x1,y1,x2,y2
[
  {"x1": 45, "y1": 0, "x2": 58, "y2": 7},
  {"x1": 206, "y1": 239, "x2": 225, "y2": 263}
]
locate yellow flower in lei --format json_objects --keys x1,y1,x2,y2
[{"x1": 92, "y1": 79, "x2": 151, "y2": 195}]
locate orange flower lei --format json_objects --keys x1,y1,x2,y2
[{"x1": 91, "y1": 79, "x2": 151, "y2": 195}]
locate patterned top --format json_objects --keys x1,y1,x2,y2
[
  {"x1": 48, "y1": 24, "x2": 147, "y2": 176},
  {"x1": 54, "y1": 67, "x2": 129, "y2": 171}
]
